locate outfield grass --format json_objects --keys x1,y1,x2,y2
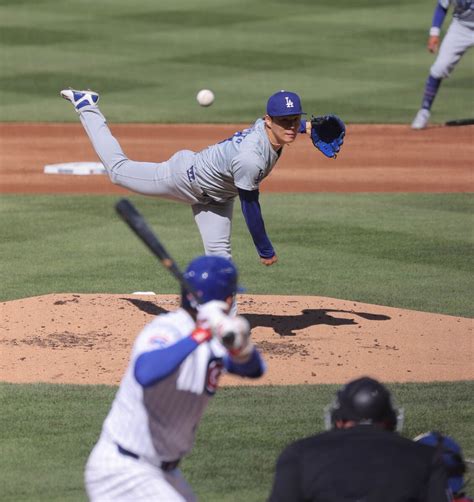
[
  {"x1": 0, "y1": 0, "x2": 472, "y2": 123},
  {"x1": 1, "y1": 381, "x2": 473, "y2": 502},
  {"x1": 1, "y1": 193, "x2": 473, "y2": 316}
]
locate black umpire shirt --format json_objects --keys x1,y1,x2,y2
[{"x1": 268, "y1": 425, "x2": 451, "y2": 502}]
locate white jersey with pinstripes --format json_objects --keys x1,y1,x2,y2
[{"x1": 102, "y1": 308, "x2": 227, "y2": 463}]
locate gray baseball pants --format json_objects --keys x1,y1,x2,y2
[
  {"x1": 79, "y1": 107, "x2": 234, "y2": 261},
  {"x1": 430, "y1": 19, "x2": 474, "y2": 79}
]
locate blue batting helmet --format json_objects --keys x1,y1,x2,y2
[
  {"x1": 181, "y1": 256, "x2": 241, "y2": 310},
  {"x1": 414, "y1": 431, "x2": 467, "y2": 495}
]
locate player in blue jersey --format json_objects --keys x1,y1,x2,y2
[
  {"x1": 85, "y1": 255, "x2": 265, "y2": 501},
  {"x1": 412, "y1": 0, "x2": 474, "y2": 129},
  {"x1": 60, "y1": 88, "x2": 341, "y2": 269}
]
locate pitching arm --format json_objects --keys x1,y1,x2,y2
[{"x1": 238, "y1": 188, "x2": 277, "y2": 265}]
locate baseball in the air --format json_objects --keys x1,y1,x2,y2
[{"x1": 196, "y1": 89, "x2": 215, "y2": 107}]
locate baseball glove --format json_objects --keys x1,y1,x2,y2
[{"x1": 310, "y1": 114, "x2": 346, "y2": 159}]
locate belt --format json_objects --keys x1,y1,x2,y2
[{"x1": 117, "y1": 444, "x2": 181, "y2": 472}]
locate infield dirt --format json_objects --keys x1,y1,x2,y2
[{"x1": 1, "y1": 123, "x2": 472, "y2": 386}]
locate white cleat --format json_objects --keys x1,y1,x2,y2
[
  {"x1": 411, "y1": 109, "x2": 431, "y2": 130},
  {"x1": 60, "y1": 88, "x2": 100, "y2": 112}
]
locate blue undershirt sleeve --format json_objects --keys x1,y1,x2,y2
[
  {"x1": 298, "y1": 119, "x2": 307, "y2": 134},
  {"x1": 238, "y1": 188, "x2": 275, "y2": 259},
  {"x1": 224, "y1": 348, "x2": 266, "y2": 378},
  {"x1": 134, "y1": 336, "x2": 199, "y2": 387},
  {"x1": 432, "y1": 3, "x2": 448, "y2": 28}
]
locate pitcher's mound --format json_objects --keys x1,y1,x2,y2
[{"x1": 1, "y1": 293, "x2": 472, "y2": 385}]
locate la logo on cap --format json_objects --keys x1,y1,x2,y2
[{"x1": 266, "y1": 90, "x2": 305, "y2": 117}]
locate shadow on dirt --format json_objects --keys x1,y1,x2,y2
[
  {"x1": 122, "y1": 298, "x2": 391, "y2": 338},
  {"x1": 246, "y1": 309, "x2": 391, "y2": 337}
]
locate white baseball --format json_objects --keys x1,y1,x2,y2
[{"x1": 196, "y1": 89, "x2": 215, "y2": 107}]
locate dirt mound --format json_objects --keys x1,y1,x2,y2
[{"x1": 1, "y1": 293, "x2": 471, "y2": 386}]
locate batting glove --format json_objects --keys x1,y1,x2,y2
[
  {"x1": 216, "y1": 315, "x2": 252, "y2": 358},
  {"x1": 196, "y1": 300, "x2": 229, "y2": 336}
]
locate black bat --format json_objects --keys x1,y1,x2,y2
[
  {"x1": 445, "y1": 118, "x2": 474, "y2": 127},
  {"x1": 115, "y1": 198, "x2": 201, "y2": 306}
]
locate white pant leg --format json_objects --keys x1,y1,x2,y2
[
  {"x1": 192, "y1": 200, "x2": 234, "y2": 259},
  {"x1": 85, "y1": 436, "x2": 196, "y2": 501},
  {"x1": 79, "y1": 107, "x2": 201, "y2": 204},
  {"x1": 430, "y1": 20, "x2": 474, "y2": 79}
]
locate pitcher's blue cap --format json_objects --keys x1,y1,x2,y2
[{"x1": 266, "y1": 90, "x2": 306, "y2": 117}]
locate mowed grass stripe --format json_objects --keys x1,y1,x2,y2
[
  {"x1": 1, "y1": 193, "x2": 472, "y2": 316},
  {"x1": 0, "y1": 0, "x2": 472, "y2": 122}
]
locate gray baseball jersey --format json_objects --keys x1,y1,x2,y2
[
  {"x1": 79, "y1": 107, "x2": 282, "y2": 263},
  {"x1": 194, "y1": 119, "x2": 280, "y2": 202},
  {"x1": 440, "y1": 0, "x2": 474, "y2": 28}
]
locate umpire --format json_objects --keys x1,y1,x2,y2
[{"x1": 268, "y1": 376, "x2": 451, "y2": 502}]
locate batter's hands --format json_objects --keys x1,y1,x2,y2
[
  {"x1": 261, "y1": 255, "x2": 278, "y2": 266},
  {"x1": 216, "y1": 315, "x2": 252, "y2": 358},
  {"x1": 428, "y1": 35, "x2": 440, "y2": 53},
  {"x1": 197, "y1": 300, "x2": 229, "y2": 336}
]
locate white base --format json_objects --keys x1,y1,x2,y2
[{"x1": 43, "y1": 162, "x2": 106, "y2": 175}]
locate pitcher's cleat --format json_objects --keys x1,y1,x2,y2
[{"x1": 60, "y1": 88, "x2": 100, "y2": 112}]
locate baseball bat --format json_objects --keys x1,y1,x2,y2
[{"x1": 115, "y1": 198, "x2": 201, "y2": 306}]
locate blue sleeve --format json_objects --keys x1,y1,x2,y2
[
  {"x1": 432, "y1": 2, "x2": 448, "y2": 28},
  {"x1": 238, "y1": 188, "x2": 275, "y2": 259},
  {"x1": 134, "y1": 336, "x2": 199, "y2": 387},
  {"x1": 224, "y1": 348, "x2": 266, "y2": 378}
]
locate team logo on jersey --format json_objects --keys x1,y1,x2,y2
[
  {"x1": 148, "y1": 334, "x2": 172, "y2": 348},
  {"x1": 205, "y1": 358, "x2": 224, "y2": 395},
  {"x1": 285, "y1": 96, "x2": 294, "y2": 109}
]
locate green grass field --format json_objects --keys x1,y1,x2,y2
[
  {"x1": 1, "y1": 382, "x2": 473, "y2": 502},
  {"x1": 1, "y1": 0, "x2": 473, "y2": 123},
  {"x1": 1, "y1": 0, "x2": 473, "y2": 499},
  {"x1": 1, "y1": 193, "x2": 473, "y2": 316}
]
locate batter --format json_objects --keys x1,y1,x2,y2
[
  {"x1": 84, "y1": 255, "x2": 265, "y2": 501},
  {"x1": 412, "y1": 0, "x2": 474, "y2": 129},
  {"x1": 61, "y1": 88, "x2": 310, "y2": 266}
]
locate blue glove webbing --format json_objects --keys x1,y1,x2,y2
[
  {"x1": 224, "y1": 347, "x2": 266, "y2": 378},
  {"x1": 238, "y1": 188, "x2": 275, "y2": 259}
]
